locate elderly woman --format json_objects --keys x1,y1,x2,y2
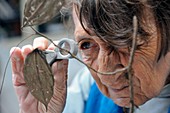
[{"x1": 10, "y1": 0, "x2": 170, "y2": 113}]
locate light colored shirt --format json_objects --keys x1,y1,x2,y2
[
  {"x1": 134, "y1": 84, "x2": 170, "y2": 113},
  {"x1": 63, "y1": 67, "x2": 94, "y2": 113},
  {"x1": 63, "y1": 65, "x2": 170, "y2": 113}
]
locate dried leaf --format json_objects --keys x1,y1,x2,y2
[
  {"x1": 23, "y1": 48, "x2": 54, "y2": 110},
  {"x1": 23, "y1": 0, "x2": 65, "y2": 27}
]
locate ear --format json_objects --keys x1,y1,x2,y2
[
  {"x1": 156, "y1": 51, "x2": 170, "y2": 79},
  {"x1": 164, "y1": 51, "x2": 170, "y2": 84},
  {"x1": 151, "y1": 51, "x2": 170, "y2": 88},
  {"x1": 164, "y1": 51, "x2": 170, "y2": 68}
]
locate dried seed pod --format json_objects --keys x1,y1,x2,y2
[
  {"x1": 23, "y1": 0, "x2": 65, "y2": 27},
  {"x1": 23, "y1": 48, "x2": 54, "y2": 110}
]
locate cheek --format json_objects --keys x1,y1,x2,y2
[
  {"x1": 133, "y1": 55, "x2": 163, "y2": 98},
  {"x1": 80, "y1": 47, "x2": 99, "y2": 65}
]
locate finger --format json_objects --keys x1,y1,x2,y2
[
  {"x1": 21, "y1": 45, "x2": 34, "y2": 58},
  {"x1": 33, "y1": 37, "x2": 49, "y2": 50},
  {"x1": 10, "y1": 47, "x2": 25, "y2": 86},
  {"x1": 48, "y1": 41, "x2": 59, "y2": 50},
  {"x1": 52, "y1": 59, "x2": 68, "y2": 89},
  {"x1": 11, "y1": 47, "x2": 40, "y2": 112},
  {"x1": 48, "y1": 60, "x2": 68, "y2": 112},
  {"x1": 10, "y1": 47, "x2": 24, "y2": 74}
]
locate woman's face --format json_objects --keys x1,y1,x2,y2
[{"x1": 73, "y1": 8, "x2": 170, "y2": 107}]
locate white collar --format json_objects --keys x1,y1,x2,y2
[{"x1": 156, "y1": 84, "x2": 170, "y2": 98}]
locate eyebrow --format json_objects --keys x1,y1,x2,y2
[
  {"x1": 76, "y1": 36, "x2": 93, "y2": 44},
  {"x1": 75, "y1": 31, "x2": 92, "y2": 42}
]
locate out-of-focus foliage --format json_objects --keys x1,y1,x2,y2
[{"x1": 23, "y1": 0, "x2": 65, "y2": 27}]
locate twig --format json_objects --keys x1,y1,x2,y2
[
  {"x1": 31, "y1": 17, "x2": 138, "y2": 113},
  {"x1": 128, "y1": 16, "x2": 138, "y2": 113},
  {"x1": 30, "y1": 26, "x2": 128, "y2": 75},
  {"x1": 28, "y1": 15, "x2": 138, "y2": 113},
  {"x1": 0, "y1": 34, "x2": 35, "y2": 95}
]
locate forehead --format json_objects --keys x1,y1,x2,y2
[
  {"x1": 72, "y1": 8, "x2": 95, "y2": 40},
  {"x1": 72, "y1": 3, "x2": 158, "y2": 47},
  {"x1": 72, "y1": 9, "x2": 81, "y2": 27}
]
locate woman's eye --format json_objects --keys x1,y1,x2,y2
[
  {"x1": 78, "y1": 39, "x2": 97, "y2": 50},
  {"x1": 80, "y1": 42, "x2": 91, "y2": 50}
]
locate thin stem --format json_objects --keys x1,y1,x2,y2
[
  {"x1": 28, "y1": 14, "x2": 138, "y2": 113},
  {"x1": 128, "y1": 16, "x2": 138, "y2": 113},
  {"x1": 30, "y1": 26, "x2": 128, "y2": 75},
  {"x1": 0, "y1": 34, "x2": 35, "y2": 95}
]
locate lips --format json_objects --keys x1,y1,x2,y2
[
  {"x1": 107, "y1": 72, "x2": 129, "y2": 96},
  {"x1": 111, "y1": 85, "x2": 129, "y2": 93}
]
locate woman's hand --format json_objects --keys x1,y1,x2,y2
[{"x1": 10, "y1": 37, "x2": 68, "y2": 113}]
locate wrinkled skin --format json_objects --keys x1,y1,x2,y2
[
  {"x1": 73, "y1": 7, "x2": 170, "y2": 107},
  {"x1": 10, "y1": 37, "x2": 68, "y2": 113},
  {"x1": 11, "y1": 5, "x2": 170, "y2": 113}
]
